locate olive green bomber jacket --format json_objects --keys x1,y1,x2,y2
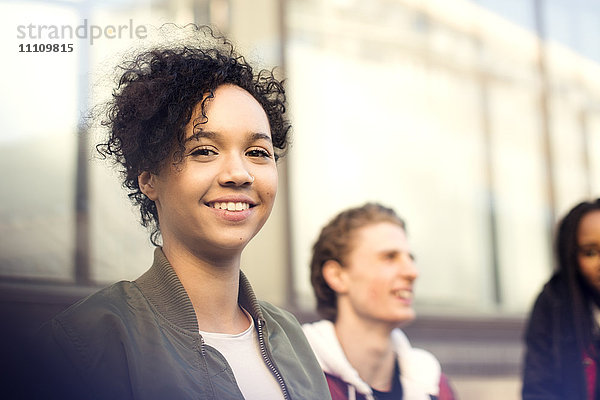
[{"x1": 35, "y1": 248, "x2": 331, "y2": 400}]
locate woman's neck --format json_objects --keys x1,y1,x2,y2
[{"x1": 162, "y1": 241, "x2": 248, "y2": 334}]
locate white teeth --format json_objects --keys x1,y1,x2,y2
[
  {"x1": 211, "y1": 202, "x2": 250, "y2": 211},
  {"x1": 394, "y1": 290, "x2": 412, "y2": 299}
]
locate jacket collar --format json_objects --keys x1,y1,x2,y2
[{"x1": 134, "y1": 247, "x2": 264, "y2": 333}]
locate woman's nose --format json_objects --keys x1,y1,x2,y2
[{"x1": 218, "y1": 155, "x2": 253, "y2": 186}]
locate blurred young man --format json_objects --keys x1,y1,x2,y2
[{"x1": 303, "y1": 203, "x2": 455, "y2": 400}]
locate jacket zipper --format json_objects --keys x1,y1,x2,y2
[
  {"x1": 257, "y1": 319, "x2": 291, "y2": 400},
  {"x1": 199, "y1": 335, "x2": 207, "y2": 356}
]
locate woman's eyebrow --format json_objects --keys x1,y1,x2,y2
[
  {"x1": 184, "y1": 131, "x2": 272, "y2": 144},
  {"x1": 250, "y1": 132, "x2": 273, "y2": 143},
  {"x1": 185, "y1": 130, "x2": 217, "y2": 143}
]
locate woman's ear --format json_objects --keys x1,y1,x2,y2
[
  {"x1": 322, "y1": 260, "x2": 349, "y2": 294},
  {"x1": 138, "y1": 171, "x2": 158, "y2": 201}
]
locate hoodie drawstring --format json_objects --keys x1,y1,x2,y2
[{"x1": 348, "y1": 385, "x2": 356, "y2": 400}]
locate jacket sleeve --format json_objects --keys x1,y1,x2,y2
[
  {"x1": 522, "y1": 289, "x2": 561, "y2": 400},
  {"x1": 32, "y1": 319, "x2": 92, "y2": 400},
  {"x1": 33, "y1": 310, "x2": 135, "y2": 400}
]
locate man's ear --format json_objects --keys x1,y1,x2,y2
[
  {"x1": 138, "y1": 171, "x2": 158, "y2": 201},
  {"x1": 322, "y1": 260, "x2": 349, "y2": 294}
]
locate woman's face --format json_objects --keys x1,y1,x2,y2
[
  {"x1": 578, "y1": 210, "x2": 600, "y2": 294},
  {"x1": 143, "y1": 84, "x2": 278, "y2": 258},
  {"x1": 337, "y1": 222, "x2": 418, "y2": 327}
]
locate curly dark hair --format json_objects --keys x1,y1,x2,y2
[
  {"x1": 554, "y1": 198, "x2": 600, "y2": 355},
  {"x1": 96, "y1": 26, "x2": 290, "y2": 245},
  {"x1": 310, "y1": 203, "x2": 406, "y2": 321}
]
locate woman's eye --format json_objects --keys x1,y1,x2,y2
[
  {"x1": 580, "y1": 248, "x2": 600, "y2": 258},
  {"x1": 247, "y1": 148, "x2": 272, "y2": 158},
  {"x1": 189, "y1": 147, "x2": 217, "y2": 157}
]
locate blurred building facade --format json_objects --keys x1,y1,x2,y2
[{"x1": 1, "y1": 0, "x2": 600, "y2": 399}]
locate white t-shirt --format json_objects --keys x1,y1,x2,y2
[{"x1": 199, "y1": 310, "x2": 285, "y2": 400}]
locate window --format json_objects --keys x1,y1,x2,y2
[{"x1": 285, "y1": 0, "x2": 600, "y2": 315}]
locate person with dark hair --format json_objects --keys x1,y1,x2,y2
[
  {"x1": 33, "y1": 26, "x2": 331, "y2": 400},
  {"x1": 302, "y1": 203, "x2": 455, "y2": 400},
  {"x1": 523, "y1": 198, "x2": 600, "y2": 400}
]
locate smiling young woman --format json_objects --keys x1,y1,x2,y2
[{"x1": 32, "y1": 27, "x2": 331, "y2": 400}]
